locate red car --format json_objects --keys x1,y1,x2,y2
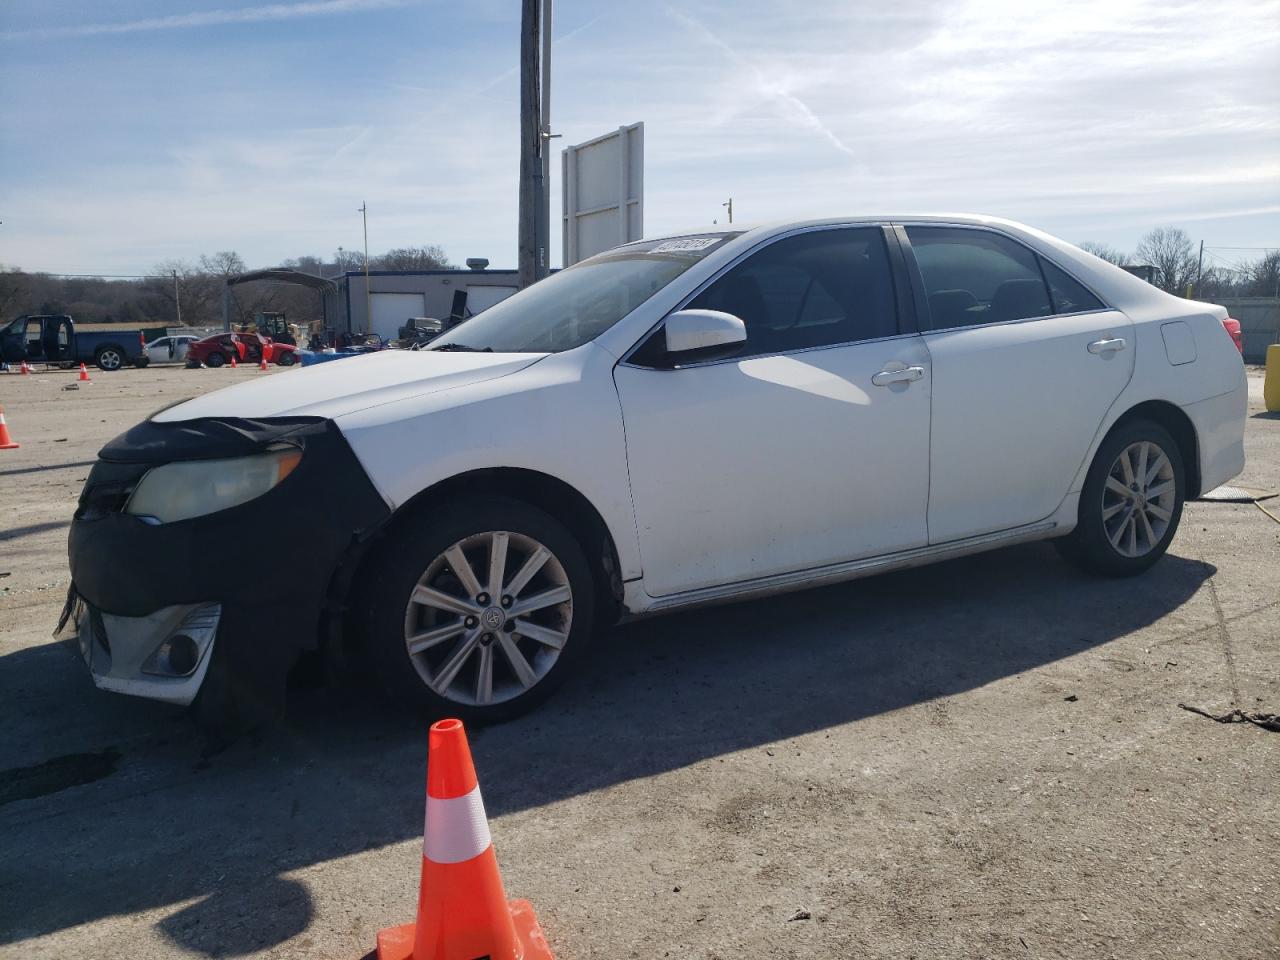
[{"x1": 186, "y1": 332, "x2": 297, "y2": 368}]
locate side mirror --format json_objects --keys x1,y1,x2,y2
[{"x1": 663, "y1": 309, "x2": 746, "y2": 363}]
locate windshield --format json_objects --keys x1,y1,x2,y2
[{"x1": 428, "y1": 233, "x2": 740, "y2": 353}]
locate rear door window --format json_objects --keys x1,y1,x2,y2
[
  {"x1": 1039, "y1": 258, "x2": 1105, "y2": 314},
  {"x1": 906, "y1": 227, "x2": 1052, "y2": 330}
]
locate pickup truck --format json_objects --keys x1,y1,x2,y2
[{"x1": 0, "y1": 315, "x2": 149, "y2": 371}]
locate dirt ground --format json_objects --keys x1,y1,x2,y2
[{"x1": 1, "y1": 363, "x2": 1277, "y2": 960}]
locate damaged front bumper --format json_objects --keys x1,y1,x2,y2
[
  {"x1": 72, "y1": 597, "x2": 221, "y2": 706},
  {"x1": 66, "y1": 415, "x2": 390, "y2": 716}
]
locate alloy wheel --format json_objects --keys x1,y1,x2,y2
[
  {"x1": 1102, "y1": 440, "x2": 1176, "y2": 558},
  {"x1": 402, "y1": 530, "x2": 573, "y2": 706},
  {"x1": 99, "y1": 349, "x2": 122, "y2": 371}
]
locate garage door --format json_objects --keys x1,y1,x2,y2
[
  {"x1": 465, "y1": 285, "x2": 518, "y2": 315},
  {"x1": 369, "y1": 293, "x2": 427, "y2": 341}
]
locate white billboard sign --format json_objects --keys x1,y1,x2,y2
[{"x1": 561, "y1": 121, "x2": 644, "y2": 266}]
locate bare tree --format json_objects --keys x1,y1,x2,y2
[
  {"x1": 379, "y1": 245, "x2": 453, "y2": 271},
  {"x1": 1245, "y1": 251, "x2": 1280, "y2": 298},
  {"x1": 1134, "y1": 227, "x2": 1198, "y2": 295},
  {"x1": 0, "y1": 265, "x2": 28, "y2": 319},
  {"x1": 1078, "y1": 241, "x2": 1127, "y2": 266},
  {"x1": 333, "y1": 247, "x2": 368, "y2": 273}
]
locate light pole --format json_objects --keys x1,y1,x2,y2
[
  {"x1": 722, "y1": 198, "x2": 734, "y2": 223},
  {"x1": 359, "y1": 202, "x2": 371, "y2": 333}
]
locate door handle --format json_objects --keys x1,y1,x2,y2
[
  {"x1": 871, "y1": 365, "x2": 925, "y2": 386},
  {"x1": 1088, "y1": 337, "x2": 1126, "y2": 355}
]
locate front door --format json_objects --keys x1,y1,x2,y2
[
  {"x1": 614, "y1": 226, "x2": 933, "y2": 597},
  {"x1": 902, "y1": 225, "x2": 1135, "y2": 544}
]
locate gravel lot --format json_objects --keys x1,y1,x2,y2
[{"x1": 1, "y1": 363, "x2": 1277, "y2": 960}]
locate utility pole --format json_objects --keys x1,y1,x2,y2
[
  {"x1": 1195, "y1": 239, "x2": 1204, "y2": 297},
  {"x1": 172, "y1": 270, "x2": 182, "y2": 326},
  {"x1": 722, "y1": 198, "x2": 734, "y2": 223},
  {"x1": 359, "y1": 201, "x2": 371, "y2": 332},
  {"x1": 518, "y1": 0, "x2": 542, "y2": 290},
  {"x1": 538, "y1": 0, "x2": 553, "y2": 281}
]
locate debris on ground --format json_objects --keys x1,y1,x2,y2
[
  {"x1": 787, "y1": 910, "x2": 811, "y2": 922},
  {"x1": 1178, "y1": 703, "x2": 1280, "y2": 733}
]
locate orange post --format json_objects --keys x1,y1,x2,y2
[
  {"x1": 0, "y1": 405, "x2": 20, "y2": 449},
  {"x1": 376, "y1": 719, "x2": 554, "y2": 960}
]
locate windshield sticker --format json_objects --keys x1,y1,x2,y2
[{"x1": 648, "y1": 237, "x2": 722, "y2": 255}]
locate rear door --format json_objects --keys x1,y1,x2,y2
[{"x1": 901, "y1": 225, "x2": 1134, "y2": 543}]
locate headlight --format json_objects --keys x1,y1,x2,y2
[{"x1": 126, "y1": 448, "x2": 301, "y2": 523}]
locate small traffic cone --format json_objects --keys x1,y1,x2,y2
[
  {"x1": 376, "y1": 718, "x2": 554, "y2": 960},
  {"x1": 229, "y1": 354, "x2": 238, "y2": 368},
  {"x1": 258, "y1": 355, "x2": 268, "y2": 371},
  {"x1": 78, "y1": 363, "x2": 92, "y2": 382},
  {"x1": 0, "y1": 405, "x2": 20, "y2": 449},
  {"x1": 20, "y1": 360, "x2": 30, "y2": 375}
]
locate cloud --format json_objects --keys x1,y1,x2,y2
[
  {"x1": 0, "y1": 0, "x2": 413, "y2": 42},
  {"x1": 664, "y1": 7, "x2": 859, "y2": 161}
]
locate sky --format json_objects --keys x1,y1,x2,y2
[{"x1": 1, "y1": 0, "x2": 1277, "y2": 276}]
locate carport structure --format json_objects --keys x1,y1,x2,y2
[{"x1": 221, "y1": 268, "x2": 337, "y2": 331}]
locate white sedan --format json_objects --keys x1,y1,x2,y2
[
  {"x1": 68, "y1": 215, "x2": 1246, "y2": 729},
  {"x1": 143, "y1": 335, "x2": 198, "y2": 365}
]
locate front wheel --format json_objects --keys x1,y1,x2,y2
[
  {"x1": 132, "y1": 357, "x2": 150, "y2": 369},
  {"x1": 1055, "y1": 419, "x2": 1185, "y2": 577},
  {"x1": 356, "y1": 498, "x2": 596, "y2": 724},
  {"x1": 204, "y1": 352, "x2": 225, "y2": 368},
  {"x1": 275, "y1": 351, "x2": 296, "y2": 366}
]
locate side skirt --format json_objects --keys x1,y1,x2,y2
[{"x1": 621, "y1": 520, "x2": 1061, "y2": 618}]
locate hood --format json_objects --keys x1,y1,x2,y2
[{"x1": 153, "y1": 350, "x2": 546, "y2": 422}]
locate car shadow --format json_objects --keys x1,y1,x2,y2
[{"x1": 0, "y1": 543, "x2": 1215, "y2": 953}]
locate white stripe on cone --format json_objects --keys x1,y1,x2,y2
[{"x1": 424, "y1": 784, "x2": 492, "y2": 864}]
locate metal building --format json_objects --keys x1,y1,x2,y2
[
  {"x1": 328, "y1": 267, "x2": 521, "y2": 341},
  {"x1": 225, "y1": 264, "x2": 521, "y2": 342}
]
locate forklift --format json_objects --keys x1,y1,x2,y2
[{"x1": 237, "y1": 311, "x2": 297, "y2": 346}]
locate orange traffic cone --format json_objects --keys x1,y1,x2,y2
[
  {"x1": 230, "y1": 354, "x2": 238, "y2": 368},
  {"x1": 376, "y1": 719, "x2": 554, "y2": 960},
  {"x1": 19, "y1": 360, "x2": 30, "y2": 375},
  {"x1": 0, "y1": 405, "x2": 20, "y2": 449},
  {"x1": 78, "y1": 363, "x2": 92, "y2": 382},
  {"x1": 258, "y1": 355, "x2": 268, "y2": 371}
]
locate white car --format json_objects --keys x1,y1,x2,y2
[
  {"x1": 66, "y1": 216, "x2": 1246, "y2": 729},
  {"x1": 143, "y1": 335, "x2": 198, "y2": 365}
]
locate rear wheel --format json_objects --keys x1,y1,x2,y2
[
  {"x1": 1055, "y1": 419, "x2": 1185, "y2": 577},
  {"x1": 94, "y1": 346, "x2": 124, "y2": 371},
  {"x1": 356, "y1": 498, "x2": 596, "y2": 723},
  {"x1": 205, "y1": 352, "x2": 225, "y2": 368},
  {"x1": 275, "y1": 351, "x2": 296, "y2": 366}
]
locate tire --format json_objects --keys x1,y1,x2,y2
[
  {"x1": 1055, "y1": 419, "x2": 1185, "y2": 577},
  {"x1": 132, "y1": 357, "x2": 150, "y2": 369},
  {"x1": 275, "y1": 351, "x2": 296, "y2": 366},
  {"x1": 205, "y1": 352, "x2": 225, "y2": 368},
  {"x1": 94, "y1": 346, "x2": 124, "y2": 371},
  {"x1": 355, "y1": 497, "x2": 597, "y2": 724}
]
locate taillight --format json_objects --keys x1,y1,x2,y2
[{"x1": 1222, "y1": 317, "x2": 1243, "y2": 354}]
